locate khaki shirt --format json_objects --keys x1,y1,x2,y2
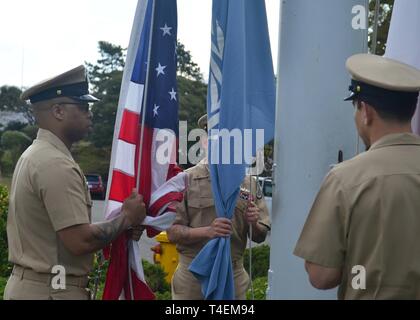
[
  {"x1": 174, "y1": 160, "x2": 270, "y2": 262},
  {"x1": 7, "y1": 129, "x2": 93, "y2": 276},
  {"x1": 295, "y1": 133, "x2": 420, "y2": 299}
]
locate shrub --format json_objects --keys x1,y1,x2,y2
[
  {"x1": 243, "y1": 244, "x2": 270, "y2": 280},
  {"x1": 0, "y1": 131, "x2": 32, "y2": 175},
  {"x1": 88, "y1": 254, "x2": 109, "y2": 300},
  {"x1": 0, "y1": 276, "x2": 7, "y2": 300},
  {"x1": 21, "y1": 125, "x2": 38, "y2": 141},
  {"x1": 246, "y1": 276, "x2": 267, "y2": 300},
  {"x1": 0, "y1": 151, "x2": 14, "y2": 176},
  {"x1": 90, "y1": 257, "x2": 171, "y2": 300},
  {"x1": 143, "y1": 259, "x2": 171, "y2": 299},
  {"x1": 0, "y1": 185, "x2": 11, "y2": 278},
  {"x1": 72, "y1": 142, "x2": 111, "y2": 181}
]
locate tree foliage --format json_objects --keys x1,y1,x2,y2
[
  {"x1": 85, "y1": 40, "x2": 206, "y2": 152},
  {"x1": 368, "y1": 0, "x2": 394, "y2": 55},
  {"x1": 1, "y1": 131, "x2": 32, "y2": 151},
  {"x1": 0, "y1": 86, "x2": 34, "y2": 125},
  {"x1": 0, "y1": 131, "x2": 32, "y2": 175},
  {"x1": 178, "y1": 76, "x2": 207, "y2": 127},
  {"x1": 86, "y1": 41, "x2": 126, "y2": 149},
  {"x1": 176, "y1": 41, "x2": 203, "y2": 82},
  {"x1": 0, "y1": 185, "x2": 11, "y2": 278}
]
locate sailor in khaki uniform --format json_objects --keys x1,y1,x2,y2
[
  {"x1": 167, "y1": 114, "x2": 271, "y2": 300},
  {"x1": 4, "y1": 66, "x2": 146, "y2": 300},
  {"x1": 294, "y1": 54, "x2": 420, "y2": 299}
]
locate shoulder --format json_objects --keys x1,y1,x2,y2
[
  {"x1": 185, "y1": 163, "x2": 209, "y2": 180},
  {"x1": 328, "y1": 150, "x2": 381, "y2": 190},
  {"x1": 22, "y1": 139, "x2": 74, "y2": 172}
]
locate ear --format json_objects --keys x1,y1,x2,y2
[
  {"x1": 360, "y1": 101, "x2": 374, "y2": 126},
  {"x1": 51, "y1": 104, "x2": 66, "y2": 121}
]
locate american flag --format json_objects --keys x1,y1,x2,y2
[{"x1": 102, "y1": 0, "x2": 186, "y2": 300}]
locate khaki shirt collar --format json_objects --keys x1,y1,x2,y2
[
  {"x1": 193, "y1": 158, "x2": 210, "y2": 179},
  {"x1": 370, "y1": 132, "x2": 420, "y2": 151},
  {"x1": 36, "y1": 128, "x2": 74, "y2": 160}
]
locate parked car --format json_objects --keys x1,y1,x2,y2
[
  {"x1": 85, "y1": 174, "x2": 106, "y2": 200},
  {"x1": 258, "y1": 177, "x2": 272, "y2": 218}
]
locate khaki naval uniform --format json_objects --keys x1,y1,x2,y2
[
  {"x1": 295, "y1": 133, "x2": 420, "y2": 299},
  {"x1": 171, "y1": 159, "x2": 270, "y2": 300},
  {"x1": 4, "y1": 129, "x2": 93, "y2": 300}
]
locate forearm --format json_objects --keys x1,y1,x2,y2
[
  {"x1": 86, "y1": 213, "x2": 132, "y2": 253},
  {"x1": 249, "y1": 222, "x2": 268, "y2": 243},
  {"x1": 167, "y1": 224, "x2": 210, "y2": 245}
]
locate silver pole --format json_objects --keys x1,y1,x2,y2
[{"x1": 248, "y1": 174, "x2": 254, "y2": 300}]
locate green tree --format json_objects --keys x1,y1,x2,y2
[
  {"x1": 178, "y1": 76, "x2": 207, "y2": 127},
  {"x1": 0, "y1": 131, "x2": 32, "y2": 175},
  {"x1": 0, "y1": 86, "x2": 23, "y2": 112},
  {"x1": 0, "y1": 86, "x2": 34, "y2": 124},
  {"x1": 368, "y1": 0, "x2": 394, "y2": 55},
  {"x1": 177, "y1": 76, "x2": 207, "y2": 168},
  {"x1": 21, "y1": 125, "x2": 39, "y2": 141},
  {"x1": 86, "y1": 41, "x2": 126, "y2": 149},
  {"x1": 86, "y1": 40, "x2": 206, "y2": 152},
  {"x1": 176, "y1": 41, "x2": 203, "y2": 82},
  {"x1": 0, "y1": 185, "x2": 11, "y2": 278}
]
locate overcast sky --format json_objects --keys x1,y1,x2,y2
[{"x1": 0, "y1": 0, "x2": 279, "y2": 89}]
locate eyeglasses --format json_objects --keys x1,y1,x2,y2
[{"x1": 56, "y1": 102, "x2": 92, "y2": 113}]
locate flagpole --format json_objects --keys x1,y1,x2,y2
[
  {"x1": 137, "y1": 0, "x2": 155, "y2": 195},
  {"x1": 248, "y1": 173, "x2": 254, "y2": 300},
  {"x1": 128, "y1": 0, "x2": 157, "y2": 300}
]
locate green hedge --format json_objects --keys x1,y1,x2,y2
[
  {"x1": 72, "y1": 142, "x2": 111, "y2": 181},
  {"x1": 246, "y1": 276, "x2": 267, "y2": 300},
  {"x1": 0, "y1": 185, "x2": 11, "y2": 278},
  {"x1": 89, "y1": 258, "x2": 171, "y2": 300},
  {"x1": 0, "y1": 276, "x2": 7, "y2": 299},
  {"x1": 243, "y1": 244, "x2": 270, "y2": 279}
]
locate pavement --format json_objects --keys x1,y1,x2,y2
[{"x1": 91, "y1": 200, "x2": 158, "y2": 263}]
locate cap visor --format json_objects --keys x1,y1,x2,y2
[
  {"x1": 70, "y1": 94, "x2": 100, "y2": 102},
  {"x1": 344, "y1": 92, "x2": 356, "y2": 101}
]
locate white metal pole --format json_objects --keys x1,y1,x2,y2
[{"x1": 268, "y1": 0, "x2": 368, "y2": 299}]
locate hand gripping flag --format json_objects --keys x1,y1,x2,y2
[
  {"x1": 102, "y1": 0, "x2": 185, "y2": 300},
  {"x1": 188, "y1": 0, "x2": 276, "y2": 299}
]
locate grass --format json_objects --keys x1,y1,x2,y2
[{"x1": 0, "y1": 176, "x2": 11, "y2": 189}]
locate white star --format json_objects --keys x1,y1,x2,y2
[
  {"x1": 155, "y1": 63, "x2": 167, "y2": 77},
  {"x1": 169, "y1": 88, "x2": 177, "y2": 101},
  {"x1": 153, "y1": 104, "x2": 160, "y2": 117},
  {"x1": 160, "y1": 24, "x2": 172, "y2": 36}
]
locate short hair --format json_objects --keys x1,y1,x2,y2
[{"x1": 358, "y1": 93, "x2": 418, "y2": 123}]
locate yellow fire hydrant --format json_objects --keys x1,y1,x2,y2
[{"x1": 151, "y1": 231, "x2": 179, "y2": 284}]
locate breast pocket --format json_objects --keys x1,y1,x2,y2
[{"x1": 187, "y1": 196, "x2": 216, "y2": 228}]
